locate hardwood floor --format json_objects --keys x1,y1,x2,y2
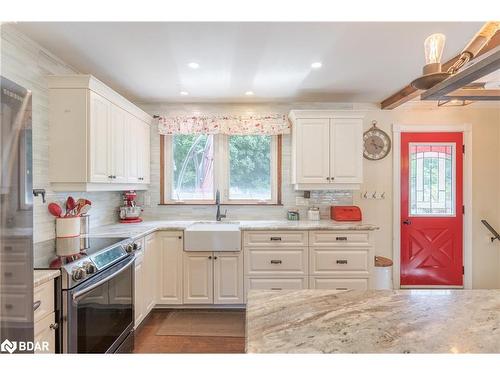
[{"x1": 133, "y1": 309, "x2": 246, "y2": 353}]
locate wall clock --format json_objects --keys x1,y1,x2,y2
[{"x1": 363, "y1": 120, "x2": 391, "y2": 160}]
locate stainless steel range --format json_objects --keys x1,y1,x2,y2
[{"x1": 34, "y1": 236, "x2": 141, "y2": 353}]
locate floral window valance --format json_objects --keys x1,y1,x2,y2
[{"x1": 156, "y1": 114, "x2": 290, "y2": 135}]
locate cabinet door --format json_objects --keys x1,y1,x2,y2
[
  {"x1": 144, "y1": 234, "x2": 156, "y2": 312},
  {"x1": 295, "y1": 118, "x2": 330, "y2": 184},
  {"x1": 109, "y1": 104, "x2": 127, "y2": 183},
  {"x1": 134, "y1": 252, "x2": 145, "y2": 328},
  {"x1": 157, "y1": 232, "x2": 183, "y2": 304},
  {"x1": 183, "y1": 252, "x2": 213, "y2": 304},
  {"x1": 214, "y1": 252, "x2": 243, "y2": 304},
  {"x1": 34, "y1": 312, "x2": 56, "y2": 354},
  {"x1": 330, "y1": 118, "x2": 363, "y2": 183},
  {"x1": 126, "y1": 117, "x2": 140, "y2": 183},
  {"x1": 88, "y1": 91, "x2": 111, "y2": 183}
]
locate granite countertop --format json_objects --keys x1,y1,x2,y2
[
  {"x1": 33, "y1": 269, "x2": 60, "y2": 288},
  {"x1": 246, "y1": 289, "x2": 500, "y2": 353},
  {"x1": 89, "y1": 220, "x2": 379, "y2": 239}
]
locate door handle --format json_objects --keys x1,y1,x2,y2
[{"x1": 402, "y1": 219, "x2": 412, "y2": 225}]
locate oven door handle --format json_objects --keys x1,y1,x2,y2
[{"x1": 72, "y1": 257, "x2": 134, "y2": 301}]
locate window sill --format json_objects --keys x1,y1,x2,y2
[{"x1": 158, "y1": 202, "x2": 283, "y2": 206}]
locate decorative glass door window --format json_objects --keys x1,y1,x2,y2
[{"x1": 409, "y1": 143, "x2": 455, "y2": 216}]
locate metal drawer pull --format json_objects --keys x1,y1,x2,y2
[
  {"x1": 33, "y1": 300, "x2": 41, "y2": 311},
  {"x1": 270, "y1": 237, "x2": 282, "y2": 241},
  {"x1": 5, "y1": 303, "x2": 13, "y2": 309},
  {"x1": 49, "y1": 323, "x2": 59, "y2": 330},
  {"x1": 336, "y1": 287, "x2": 348, "y2": 290},
  {"x1": 336, "y1": 259, "x2": 348, "y2": 264},
  {"x1": 336, "y1": 236, "x2": 348, "y2": 241},
  {"x1": 270, "y1": 260, "x2": 282, "y2": 264},
  {"x1": 4, "y1": 271, "x2": 12, "y2": 277},
  {"x1": 4, "y1": 246, "x2": 13, "y2": 252},
  {"x1": 270, "y1": 287, "x2": 282, "y2": 290}
]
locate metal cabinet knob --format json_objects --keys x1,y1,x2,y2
[
  {"x1": 208, "y1": 256, "x2": 212, "y2": 259},
  {"x1": 403, "y1": 219, "x2": 412, "y2": 225},
  {"x1": 49, "y1": 323, "x2": 59, "y2": 330},
  {"x1": 33, "y1": 300, "x2": 41, "y2": 311}
]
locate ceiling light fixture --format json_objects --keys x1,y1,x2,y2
[
  {"x1": 311, "y1": 62, "x2": 322, "y2": 69},
  {"x1": 180, "y1": 91, "x2": 189, "y2": 96},
  {"x1": 245, "y1": 91, "x2": 254, "y2": 96},
  {"x1": 411, "y1": 33, "x2": 450, "y2": 90},
  {"x1": 188, "y1": 62, "x2": 200, "y2": 69}
]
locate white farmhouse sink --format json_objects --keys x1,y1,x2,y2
[{"x1": 184, "y1": 222, "x2": 241, "y2": 252}]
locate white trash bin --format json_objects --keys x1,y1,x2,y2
[{"x1": 374, "y1": 256, "x2": 393, "y2": 290}]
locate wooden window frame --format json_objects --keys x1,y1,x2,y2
[{"x1": 160, "y1": 134, "x2": 282, "y2": 205}]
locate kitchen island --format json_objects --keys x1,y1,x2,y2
[{"x1": 246, "y1": 289, "x2": 500, "y2": 353}]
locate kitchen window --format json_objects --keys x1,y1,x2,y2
[{"x1": 161, "y1": 134, "x2": 281, "y2": 205}]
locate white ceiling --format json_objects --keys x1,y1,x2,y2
[{"x1": 15, "y1": 22, "x2": 483, "y2": 103}]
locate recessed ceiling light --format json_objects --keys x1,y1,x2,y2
[
  {"x1": 180, "y1": 91, "x2": 189, "y2": 96},
  {"x1": 311, "y1": 62, "x2": 322, "y2": 69},
  {"x1": 188, "y1": 62, "x2": 200, "y2": 69},
  {"x1": 245, "y1": 91, "x2": 254, "y2": 96}
]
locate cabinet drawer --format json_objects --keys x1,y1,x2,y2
[
  {"x1": 309, "y1": 277, "x2": 368, "y2": 291},
  {"x1": 34, "y1": 312, "x2": 56, "y2": 354},
  {"x1": 0, "y1": 292, "x2": 30, "y2": 323},
  {"x1": 245, "y1": 248, "x2": 307, "y2": 276},
  {"x1": 310, "y1": 248, "x2": 370, "y2": 275},
  {"x1": 246, "y1": 277, "x2": 308, "y2": 291},
  {"x1": 244, "y1": 231, "x2": 308, "y2": 247},
  {"x1": 34, "y1": 280, "x2": 55, "y2": 323},
  {"x1": 1, "y1": 260, "x2": 31, "y2": 290},
  {"x1": 310, "y1": 231, "x2": 369, "y2": 246}
]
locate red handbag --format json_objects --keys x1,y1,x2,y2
[{"x1": 330, "y1": 206, "x2": 362, "y2": 221}]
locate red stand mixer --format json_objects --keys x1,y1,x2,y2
[{"x1": 119, "y1": 191, "x2": 143, "y2": 223}]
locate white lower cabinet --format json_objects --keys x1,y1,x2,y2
[
  {"x1": 33, "y1": 279, "x2": 56, "y2": 354},
  {"x1": 244, "y1": 230, "x2": 374, "y2": 296},
  {"x1": 157, "y1": 231, "x2": 183, "y2": 304},
  {"x1": 214, "y1": 252, "x2": 244, "y2": 304},
  {"x1": 183, "y1": 251, "x2": 243, "y2": 305},
  {"x1": 134, "y1": 250, "x2": 145, "y2": 328},
  {"x1": 183, "y1": 252, "x2": 214, "y2": 304},
  {"x1": 134, "y1": 235, "x2": 158, "y2": 328}
]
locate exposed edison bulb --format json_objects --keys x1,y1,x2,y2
[{"x1": 424, "y1": 33, "x2": 446, "y2": 65}]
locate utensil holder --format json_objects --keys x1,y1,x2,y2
[{"x1": 56, "y1": 217, "x2": 80, "y2": 238}]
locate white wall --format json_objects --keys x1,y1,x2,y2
[
  {"x1": 1, "y1": 25, "x2": 122, "y2": 243},
  {"x1": 140, "y1": 102, "x2": 500, "y2": 288}
]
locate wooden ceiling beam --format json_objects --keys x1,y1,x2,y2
[{"x1": 380, "y1": 30, "x2": 500, "y2": 110}]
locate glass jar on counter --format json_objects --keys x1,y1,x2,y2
[{"x1": 307, "y1": 207, "x2": 320, "y2": 221}]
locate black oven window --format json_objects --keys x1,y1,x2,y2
[{"x1": 77, "y1": 266, "x2": 133, "y2": 353}]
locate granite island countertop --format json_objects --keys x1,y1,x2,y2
[
  {"x1": 246, "y1": 289, "x2": 500, "y2": 353},
  {"x1": 34, "y1": 269, "x2": 60, "y2": 287},
  {"x1": 89, "y1": 219, "x2": 379, "y2": 239}
]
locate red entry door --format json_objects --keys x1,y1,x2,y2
[{"x1": 401, "y1": 132, "x2": 463, "y2": 286}]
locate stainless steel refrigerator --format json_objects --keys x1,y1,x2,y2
[{"x1": 0, "y1": 76, "x2": 34, "y2": 353}]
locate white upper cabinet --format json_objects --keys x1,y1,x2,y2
[
  {"x1": 290, "y1": 110, "x2": 364, "y2": 190},
  {"x1": 89, "y1": 91, "x2": 111, "y2": 183},
  {"x1": 48, "y1": 75, "x2": 152, "y2": 191},
  {"x1": 330, "y1": 118, "x2": 363, "y2": 184},
  {"x1": 294, "y1": 118, "x2": 331, "y2": 184}
]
